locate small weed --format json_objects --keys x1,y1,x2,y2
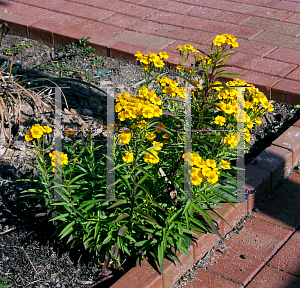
[
  {"x1": 3, "y1": 40, "x2": 31, "y2": 55},
  {"x1": 84, "y1": 71, "x2": 98, "y2": 83},
  {"x1": 92, "y1": 56, "x2": 105, "y2": 68},
  {"x1": 0, "y1": 276, "x2": 11, "y2": 288},
  {"x1": 95, "y1": 68, "x2": 108, "y2": 77}
]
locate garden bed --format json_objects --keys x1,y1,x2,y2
[{"x1": 0, "y1": 34, "x2": 299, "y2": 288}]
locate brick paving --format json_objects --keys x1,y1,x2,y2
[
  {"x1": 1, "y1": 1, "x2": 300, "y2": 287},
  {"x1": 0, "y1": 0, "x2": 300, "y2": 104}
]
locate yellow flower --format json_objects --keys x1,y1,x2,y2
[
  {"x1": 146, "y1": 132, "x2": 156, "y2": 141},
  {"x1": 214, "y1": 116, "x2": 226, "y2": 126},
  {"x1": 123, "y1": 152, "x2": 134, "y2": 163},
  {"x1": 43, "y1": 126, "x2": 52, "y2": 134},
  {"x1": 25, "y1": 131, "x2": 33, "y2": 141},
  {"x1": 30, "y1": 125, "x2": 44, "y2": 139},
  {"x1": 118, "y1": 130, "x2": 132, "y2": 144},
  {"x1": 152, "y1": 141, "x2": 163, "y2": 151},
  {"x1": 220, "y1": 160, "x2": 230, "y2": 170},
  {"x1": 49, "y1": 151, "x2": 68, "y2": 167},
  {"x1": 144, "y1": 149, "x2": 159, "y2": 164},
  {"x1": 162, "y1": 133, "x2": 169, "y2": 139}
]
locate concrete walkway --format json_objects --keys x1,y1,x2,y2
[{"x1": 0, "y1": 1, "x2": 299, "y2": 287}]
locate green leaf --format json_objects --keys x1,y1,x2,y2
[
  {"x1": 113, "y1": 213, "x2": 129, "y2": 224},
  {"x1": 50, "y1": 213, "x2": 69, "y2": 222},
  {"x1": 59, "y1": 220, "x2": 75, "y2": 239},
  {"x1": 107, "y1": 200, "x2": 127, "y2": 210},
  {"x1": 133, "y1": 209, "x2": 161, "y2": 227}
]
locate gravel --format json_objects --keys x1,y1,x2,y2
[{"x1": 0, "y1": 34, "x2": 299, "y2": 288}]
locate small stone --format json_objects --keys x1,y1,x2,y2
[
  {"x1": 83, "y1": 108, "x2": 93, "y2": 116},
  {"x1": 240, "y1": 254, "x2": 247, "y2": 259}
]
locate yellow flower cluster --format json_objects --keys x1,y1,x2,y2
[
  {"x1": 144, "y1": 149, "x2": 159, "y2": 164},
  {"x1": 115, "y1": 89, "x2": 162, "y2": 122},
  {"x1": 134, "y1": 51, "x2": 168, "y2": 70},
  {"x1": 175, "y1": 44, "x2": 199, "y2": 54},
  {"x1": 213, "y1": 34, "x2": 239, "y2": 47},
  {"x1": 155, "y1": 77, "x2": 186, "y2": 98},
  {"x1": 25, "y1": 124, "x2": 52, "y2": 141},
  {"x1": 183, "y1": 153, "x2": 231, "y2": 185},
  {"x1": 49, "y1": 150, "x2": 68, "y2": 172},
  {"x1": 197, "y1": 54, "x2": 211, "y2": 65},
  {"x1": 223, "y1": 133, "x2": 237, "y2": 148},
  {"x1": 215, "y1": 78, "x2": 274, "y2": 143},
  {"x1": 118, "y1": 130, "x2": 132, "y2": 144},
  {"x1": 122, "y1": 152, "x2": 134, "y2": 163}
]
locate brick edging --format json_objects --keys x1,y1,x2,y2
[{"x1": 111, "y1": 120, "x2": 300, "y2": 288}]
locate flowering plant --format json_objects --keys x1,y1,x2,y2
[{"x1": 20, "y1": 34, "x2": 274, "y2": 273}]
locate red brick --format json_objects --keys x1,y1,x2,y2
[
  {"x1": 101, "y1": 13, "x2": 140, "y2": 29},
  {"x1": 247, "y1": 193, "x2": 255, "y2": 212},
  {"x1": 211, "y1": 10, "x2": 253, "y2": 24},
  {"x1": 82, "y1": 22, "x2": 124, "y2": 38},
  {"x1": 0, "y1": 1, "x2": 29, "y2": 13},
  {"x1": 54, "y1": 27, "x2": 88, "y2": 48},
  {"x1": 52, "y1": 2, "x2": 115, "y2": 21},
  {"x1": 273, "y1": 126, "x2": 300, "y2": 166},
  {"x1": 153, "y1": 25, "x2": 216, "y2": 45},
  {"x1": 0, "y1": 10, "x2": 36, "y2": 37},
  {"x1": 28, "y1": 20, "x2": 63, "y2": 47},
  {"x1": 16, "y1": 6, "x2": 74, "y2": 24},
  {"x1": 254, "y1": 173, "x2": 300, "y2": 231},
  {"x1": 188, "y1": 6, "x2": 223, "y2": 19},
  {"x1": 177, "y1": 0, "x2": 239, "y2": 10},
  {"x1": 226, "y1": 52, "x2": 297, "y2": 77},
  {"x1": 230, "y1": 0, "x2": 281, "y2": 7},
  {"x1": 233, "y1": 38, "x2": 277, "y2": 57},
  {"x1": 285, "y1": 66, "x2": 300, "y2": 82},
  {"x1": 265, "y1": 47, "x2": 300, "y2": 65},
  {"x1": 202, "y1": 234, "x2": 267, "y2": 285},
  {"x1": 234, "y1": 217, "x2": 293, "y2": 257},
  {"x1": 111, "y1": 30, "x2": 175, "y2": 50},
  {"x1": 162, "y1": 245, "x2": 194, "y2": 288},
  {"x1": 294, "y1": 119, "x2": 300, "y2": 128},
  {"x1": 208, "y1": 202, "x2": 248, "y2": 237},
  {"x1": 192, "y1": 231, "x2": 219, "y2": 263},
  {"x1": 245, "y1": 164, "x2": 272, "y2": 204},
  {"x1": 272, "y1": 79, "x2": 300, "y2": 105},
  {"x1": 110, "y1": 41, "x2": 148, "y2": 62},
  {"x1": 87, "y1": 34, "x2": 119, "y2": 56},
  {"x1": 110, "y1": 263, "x2": 162, "y2": 288},
  {"x1": 184, "y1": 268, "x2": 243, "y2": 288},
  {"x1": 62, "y1": 17, "x2": 95, "y2": 30},
  {"x1": 238, "y1": 69, "x2": 280, "y2": 98},
  {"x1": 283, "y1": 12, "x2": 300, "y2": 24},
  {"x1": 250, "y1": 145, "x2": 293, "y2": 190},
  {"x1": 272, "y1": 0, "x2": 300, "y2": 12},
  {"x1": 196, "y1": 20, "x2": 263, "y2": 40},
  {"x1": 146, "y1": 11, "x2": 208, "y2": 29},
  {"x1": 247, "y1": 265, "x2": 300, "y2": 287},
  {"x1": 242, "y1": 16, "x2": 300, "y2": 37},
  {"x1": 14, "y1": 0, "x2": 65, "y2": 9},
  {"x1": 252, "y1": 30, "x2": 296, "y2": 47},
  {"x1": 96, "y1": 0, "x2": 158, "y2": 18},
  {"x1": 139, "y1": 0, "x2": 195, "y2": 14},
  {"x1": 127, "y1": 19, "x2": 164, "y2": 34},
  {"x1": 231, "y1": 3, "x2": 292, "y2": 20},
  {"x1": 66, "y1": 0, "x2": 106, "y2": 6},
  {"x1": 268, "y1": 229, "x2": 300, "y2": 276}
]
